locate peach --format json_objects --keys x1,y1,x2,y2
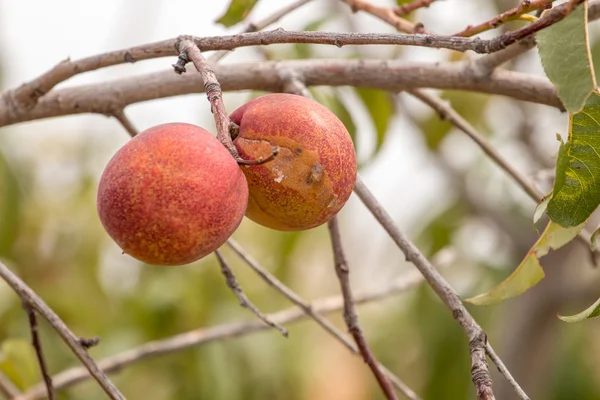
[
  {"x1": 230, "y1": 93, "x2": 357, "y2": 231},
  {"x1": 97, "y1": 123, "x2": 248, "y2": 266}
]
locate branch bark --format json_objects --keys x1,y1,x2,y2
[
  {"x1": 0, "y1": 261, "x2": 126, "y2": 400},
  {"x1": 0, "y1": 59, "x2": 561, "y2": 127},
  {"x1": 19, "y1": 268, "x2": 429, "y2": 400}
]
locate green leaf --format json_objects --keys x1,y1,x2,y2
[
  {"x1": 0, "y1": 339, "x2": 39, "y2": 389},
  {"x1": 537, "y1": 1, "x2": 596, "y2": 113},
  {"x1": 547, "y1": 92, "x2": 600, "y2": 227},
  {"x1": 216, "y1": 0, "x2": 259, "y2": 27},
  {"x1": 558, "y1": 297, "x2": 600, "y2": 322},
  {"x1": 467, "y1": 221, "x2": 585, "y2": 305},
  {"x1": 355, "y1": 88, "x2": 394, "y2": 154}
]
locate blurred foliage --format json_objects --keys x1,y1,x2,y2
[
  {"x1": 1, "y1": 2, "x2": 600, "y2": 400},
  {"x1": 216, "y1": 0, "x2": 260, "y2": 27}
]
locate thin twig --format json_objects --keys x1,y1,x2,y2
[
  {"x1": 214, "y1": 250, "x2": 288, "y2": 337},
  {"x1": 209, "y1": 0, "x2": 315, "y2": 63},
  {"x1": 226, "y1": 239, "x2": 421, "y2": 400},
  {"x1": 113, "y1": 110, "x2": 138, "y2": 137},
  {"x1": 454, "y1": 0, "x2": 553, "y2": 37},
  {"x1": 19, "y1": 268, "x2": 429, "y2": 400},
  {"x1": 0, "y1": 261, "x2": 126, "y2": 400},
  {"x1": 0, "y1": 371, "x2": 20, "y2": 399},
  {"x1": 353, "y1": 177, "x2": 504, "y2": 400},
  {"x1": 340, "y1": 0, "x2": 425, "y2": 33},
  {"x1": 24, "y1": 304, "x2": 55, "y2": 400},
  {"x1": 486, "y1": 343, "x2": 530, "y2": 400},
  {"x1": 394, "y1": 0, "x2": 439, "y2": 17},
  {"x1": 328, "y1": 217, "x2": 399, "y2": 400}
]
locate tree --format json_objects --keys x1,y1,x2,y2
[{"x1": 0, "y1": 0, "x2": 599, "y2": 399}]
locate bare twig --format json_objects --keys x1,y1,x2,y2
[
  {"x1": 394, "y1": 0, "x2": 439, "y2": 17},
  {"x1": 353, "y1": 177, "x2": 505, "y2": 400},
  {"x1": 209, "y1": 0, "x2": 315, "y2": 63},
  {"x1": 454, "y1": 0, "x2": 553, "y2": 37},
  {"x1": 24, "y1": 304, "x2": 55, "y2": 400},
  {"x1": 113, "y1": 110, "x2": 138, "y2": 137},
  {"x1": 340, "y1": 0, "x2": 424, "y2": 33},
  {"x1": 0, "y1": 261, "x2": 126, "y2": 400},
  {"x1": 470, "y1": 36, "x2": 536, "y2": 76},
  {"x1": 226, "y1": 239, "x2": 420, "y2": 399},
  {"x1": 486, "y1": 344, "x2": 530, "y2": 400},
  {"x1": 214, "y1": 250, "x2": 288, "y2": 337},
  {"x1": 328, "y1": 217, "x2": 399, "y2": 400},
  {"x1": 0, "y1": 371, "x2": 20, "y2": 399},
  {"x1": 20, "y1": 269, "x2": 429, "y2": 400}
]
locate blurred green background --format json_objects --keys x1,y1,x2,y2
[{"x1": 2, "y1": 0, "x2": 600, "y2": 399}]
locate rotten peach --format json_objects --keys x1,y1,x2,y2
[
  {"x1": 230, "y1": 93, "x2": 357, "y2": 231},
  {"x1": 97, "y1": 123, "x2": 248, "y2": 266}
]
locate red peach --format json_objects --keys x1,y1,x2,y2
[
  {"x1": 230, "y1": 93, "x2": 357, "y2": 231},
  {"x1": 97, "y1": 123, "x2": 248, "y2": 265}
]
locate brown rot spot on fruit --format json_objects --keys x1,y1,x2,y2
[
  {"x1": 230, "y1": 93, "x2": 357, "y2": 231},
  {"x1": 307, "y1": 163, "x2": 324, "y2": 184}
]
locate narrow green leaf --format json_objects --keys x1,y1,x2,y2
[
  {"x1": 467, "y1": 221, "x2": 585, "y2": 305},
  {"x1": 0, "y1": 152, "x2": 21, "y2": 257},
  {"x1": 355, "y1": 88, "x2": 394, "y2": 154},
  {"x1": 558, "y1": 297, "x2": 600, "y2": 322},
  {"x1": 537, "y1": 1, "x2": 596, "y2": 113},
  {"x1": 547, "y1": 92, "x2": 600, "y2": 227},
  {"x1": 216, "y1": 0, "x2": 259, "y2": 27}
]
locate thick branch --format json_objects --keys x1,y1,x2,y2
[
  {"x1": 20, "y1": 268, "x2": 428, "y2": 400},
  {"x1": 0, "y1": 261, "x2": 126, "y2": 400},
  {"x1": 0, "y1": 59, "x2": 561, "y2": 127}
]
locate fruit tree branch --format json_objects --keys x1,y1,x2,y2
[
  {"x1": 1, "y1": 0, "x2": 589, "y2": 115},
  {"x1": 353, "y1": 177, "x2": 520, "y2": 400},
  {"x1": 0, "y1": 371, "x2": 20, "y2": 399},
  {"x1": 214, "y1": 250, "x2": 288, "y2": 337},
  {"x1": 19, "y1": 267, "x2": 430, "y2": 400},
  {"x1": 0, "y1": 59, "x2": 562, "y2": 127},
  {"x1": 226, "y1": 239, "x2": 420, "y2": 400},
  {"x1": 328, "y1": 217, "x2": 399, "y2": 400},
  {"x1": 0, "y1": 261, "x2": 126, "y2": 400}
]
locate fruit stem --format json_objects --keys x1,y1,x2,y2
[{"x1": 173, "y1": 39, "x2": 279, "y2": 167}]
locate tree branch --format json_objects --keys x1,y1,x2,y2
[
  {"x1": 0, "y1": 261, "x2": 126, "y2": 400},
  {"x1": 353, "y1": 177, "x2": 509, "y2": 400},
  {"x1": 1, "y1": 0, "x2": 588, "y2": 114},
  {"x1": 19, "y1": 267, "x2": 430, "y2": 400},
  {"x1": 214, "y1": 250, "x2": 288, "y2": 337},
  {"x1": 328, "y1": 217, "x2": 399, "y2": 400},
  {"x1": 0, "y1": 59, "x2": 561, "y2": 127},
  {"x1": 226, "y1": 239, "x2": 420, "y2": 400}
]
